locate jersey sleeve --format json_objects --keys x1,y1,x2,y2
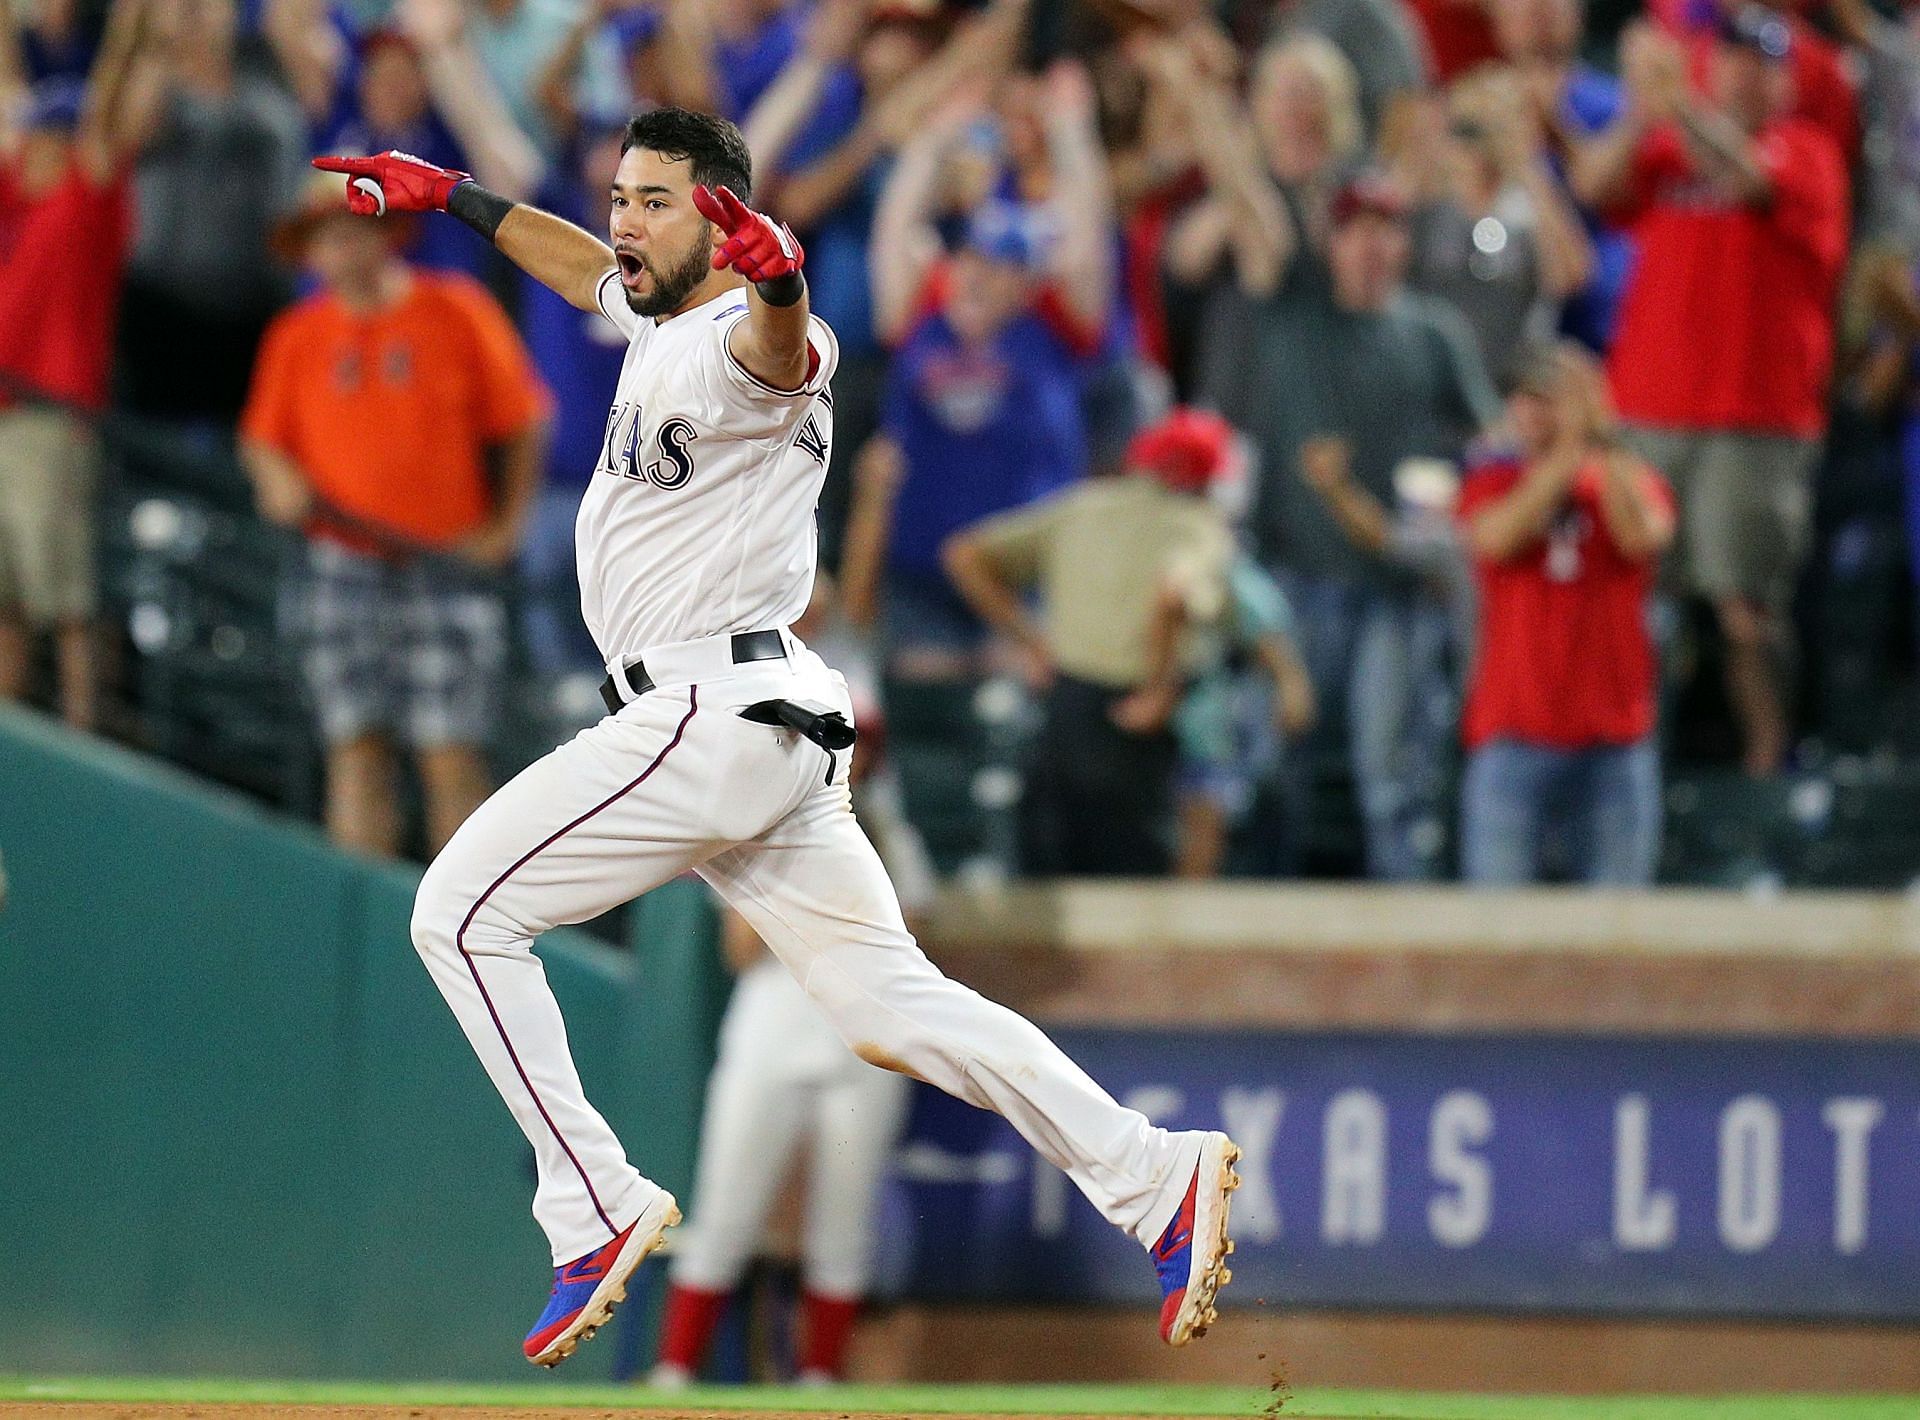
[
  {"x1": 1589, "y1": 453, "x2": 1676, "y2": 562},
  {"x1": 715, "y1": 307, "x2": 840, "y2": 403},
  {"x1": 593, "y1": 266, "x2": 639, "y2": 340},
  {"x1": 1225, "y1": 556, "x2": 1295, "y2": 644},
  {"x1": 1759, "y1": 125, "x2": 1850, "y2": 275},
  {"x1": 1163, "y1": 520, "x2": 1232, "y2": 626}
]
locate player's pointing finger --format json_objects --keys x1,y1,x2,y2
[
  {"x1": 711, "y1": 185, "x2": 753, "y2": 229},
  {"x1": 311, "y1": 154, "x2": 373, "y2": 176},
  {"x1": 690, "y1": 183, "x2": 733, "y2": 231}
]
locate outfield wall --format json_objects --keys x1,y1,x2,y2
[
  {"x1": 0, "y1": 705, "x2": 725, "y2": 1384},
  {"x1": 878, "y1": 886, "x2": 1920, "y2": 1390}
]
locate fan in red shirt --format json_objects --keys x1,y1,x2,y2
[
  {"x1": 0, "y1": 9, "x2": 144, "y2": 733},
  {"x1": 1456, "y1": 344, "x2": 1675, "y2": 886},
  {"x1": 1569, "y1": 6, "x2": 1847, "y2": 778},
  {"x1": 1669, "y1": 0, "x2": 1862, "y2": 164}
]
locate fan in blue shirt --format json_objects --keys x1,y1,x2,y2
[{"x1": 873, "y1": 203, "x2": 1098, "y2": 658}]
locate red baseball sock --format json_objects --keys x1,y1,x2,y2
[
  {"x1": 656, "y1": 1282, "x2": 730, "y2": 1373},
  {"x1": 798, "y1": 1290, "x2": 861, "y2": 1378}
]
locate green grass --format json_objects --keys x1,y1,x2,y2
[{"x1": 5, "y1": 1376, "x2": 1920, "y2": 1419}]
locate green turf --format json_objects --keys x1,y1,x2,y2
[{"x1": 5, "y1": 1376, "x2": 1920, "y2": 1419}]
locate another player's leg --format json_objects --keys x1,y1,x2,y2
[
  {"x1": 795, "y1": 1051, "x2": 911, "y2": 1381},
  {"x1": 652, "y1": 962, "x2": 813, "y2": 1386},
  {"x1": 410, "y1": 686, "x2": 722, "y2": 1364},
  {"x1": 700, "y1": 792, "x2": 1241, "y2": 1345}
]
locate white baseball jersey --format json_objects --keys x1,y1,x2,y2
[{"x1": 579, "y1": 272, "x2": 840, "y2": 659}]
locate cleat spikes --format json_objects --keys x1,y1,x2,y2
[{"x1": 525, "y1": 1191, "x2": 681, "y2": 1368}]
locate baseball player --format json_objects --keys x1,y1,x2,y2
[{"x1": 312, "y1": 107, "x2": 1239, "y2": 1371}]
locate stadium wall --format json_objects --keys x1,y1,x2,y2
[
  {"x1": 862, "y1": 885, "x2": 1920, "y2": 1390},
  {"x1": 0, "y1": 705, "x2": 724, "y2": 1384},
  {"x1": 9, "y1": 703, "x2": 1920, "y2": 1391}
]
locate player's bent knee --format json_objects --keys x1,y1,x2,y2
[
  {"x1": 813, "y1": 985, "x2": 934, "y2": 1082},
  {"x1": 409, "y1": 867, "x2": 462, "y2": 962}
]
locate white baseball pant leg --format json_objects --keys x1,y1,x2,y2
[
  {"x1": 412, "y1": 649, "x2": 1198, "y2": 1269},
  {"x1": 669, "y1": 964, "x2": 819, "y2": 1291},
  {"x1": 701, "y1": 650, "x2": 1199, "y2": 1246},
  {"x1": 801, "y1": 1046, "x2": 911, "y2": 1298},
  {"x1": 674, "y1": 960, "x2": 912, "y2": 1297},
  {"x1": 411, "y1": 684, "x2": 723, "y2": 1264}
]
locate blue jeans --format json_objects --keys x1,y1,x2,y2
[
  {"x1": 1279, "y1": 574, "x2": 1458, "y2": 881},
  {"x1": 1459, "y1": 738, "x2": 1662, "y2": 886}
]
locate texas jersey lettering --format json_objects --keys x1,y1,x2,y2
[{"x1": 598, "y1": 405, "x2": 700, "y2": 489}]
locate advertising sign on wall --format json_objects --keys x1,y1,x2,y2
[{"x1": 885, "y1": 1030, "x2": 1920, "y2": 1317}]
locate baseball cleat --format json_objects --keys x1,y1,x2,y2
[
  {"x1": 1152, "y1": 1132, "x2": 1242, "y2": 1347},
  {"x1": 524, "y1": 1190, "x2": 680, "y2": 1367}
]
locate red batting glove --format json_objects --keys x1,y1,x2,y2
[
  {"x1": 693, "y1": 183, "x2": 805, "y2": 284},
  {"x1": 311, "y1": 150, "x2": 471, "y2": 215}
]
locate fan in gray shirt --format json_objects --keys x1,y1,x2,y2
[{"x1": 1199, "y1": 176, "x2": 1501, "y2": 583}]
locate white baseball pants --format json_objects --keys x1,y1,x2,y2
[
  {"x1": 670, "y1": 959, "x2": 910, "y2": 1298},
  {"x1": 411, "y1": 637, "x2": 1199, "y2": 1266}
]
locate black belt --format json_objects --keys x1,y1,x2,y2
[{"x1": 599, "y1": 628, "x2": 786, "y2": 713}]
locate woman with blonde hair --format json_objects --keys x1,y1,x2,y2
[
  {"x1": 1394, "y1": 65, "x2": 1595, "y2": 389},
  {"x1": 1148, "y1": 30, "x2": 1365, "y2": 296}
]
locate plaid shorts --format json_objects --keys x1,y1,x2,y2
[{"x1": 283, "y1": 539, "x2": 508, "y2": 749}]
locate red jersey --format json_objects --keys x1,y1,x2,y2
[
  {"x1": 1686, "y1": 19, "x2": 1861, "y2": 163},
  {"x1": 0, "y1": 159, "x2": 133, "y2": 411},
  {"x1": 1605, "y1": 119, "x2": 1847, "y2": 438},
  {"x1": 1457, "y1": 452, "x2": 1674, "y2": 751},
  {"x1": 1402, "y1": 0, "x2": 1501, "y2": 83}
]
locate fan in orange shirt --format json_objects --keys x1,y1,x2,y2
[{"x1": 241, "y1": 171, "x2": 551, "y2": 859}]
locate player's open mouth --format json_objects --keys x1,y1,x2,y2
[{"x1": 616, "y1": 252, "x2": 647, "y2": 288}]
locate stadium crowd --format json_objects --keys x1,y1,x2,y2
[{"x1": 3, "y1": 0, "x2": 1917, "y2": 885}]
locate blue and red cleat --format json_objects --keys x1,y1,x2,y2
[
  {"x1": 524, "y1": 1189, "x2": 680, "y2": 1367},
  {"x1": 1152, "y1": 1132, "x2": 1242, "y2": 1346}
]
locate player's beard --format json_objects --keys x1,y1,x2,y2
[{"x1": 625, "y1": 235, "x2": 714, "y2": 317}]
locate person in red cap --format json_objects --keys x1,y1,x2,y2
[{"x1": 942, "y1": 407, "x2": 1239, "y2": 875}]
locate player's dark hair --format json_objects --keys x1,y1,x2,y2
[{"x1": 621, "y1": 108, "x2": 753, "y2": 205}]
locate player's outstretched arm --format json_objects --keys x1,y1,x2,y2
[
  {"x1": 311, "y1": 152, "x2": 614, "y2": 315},
  {"x1": 693, "y1": 183, "x2": 813, "y2": 392},
  {"x1": 492, "y1": 204, "x2": 618, "y2": 314}
]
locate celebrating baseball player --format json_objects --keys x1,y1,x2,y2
[{"x1": 312, "y1": 107, "x2": 1239, "y2": 1372}]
